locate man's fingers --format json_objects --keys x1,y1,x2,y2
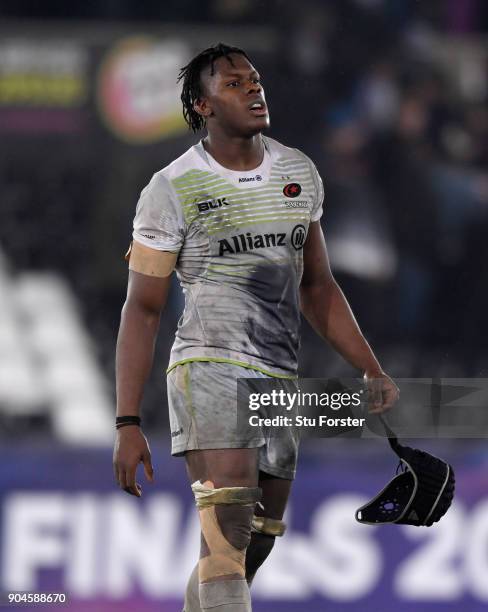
[
  {"x1": 369, "y1": 404, "x2": 385, "y2": 414},
  {"x1": 143, "y1": 453, "x2": 154, "y2": 483},
  {"x1": 373, "y1": 379, "x2": 383, "y2": 409},
  {"x1": 382, "y1": 386, "x2": 399, "y2": 411},
  {"x1": 367, "y1": 377, "x2": 383, "y2": 412},
  {"x1": 118, "y1": 468, "x2": 128, "y2": 490},
  {"x1": 125, "y1": 466, "x2": 142, "y2": 497},
  {"x1": 123, "y1": 483, "x2": 142, "y2": 497}
]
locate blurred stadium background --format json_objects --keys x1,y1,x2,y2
[{"x1": 1, "y1": 1, "x2": 488, "y2": 610}]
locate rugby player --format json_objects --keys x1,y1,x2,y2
[{"x1": 113, "y1": 43, "x2": 399, "y2": 612}]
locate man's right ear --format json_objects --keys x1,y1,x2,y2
[{"x1": 193, "y1": 97, "x2": 212, "y2": 119}]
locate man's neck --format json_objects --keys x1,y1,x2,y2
[{"x1": 202, "y1": 131, "x2": 264, "y2": 171}]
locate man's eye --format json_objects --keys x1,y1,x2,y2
[{"x1": 227, "y1": 81, "x2": 239, "y2": 87}]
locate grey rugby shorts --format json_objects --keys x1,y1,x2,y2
[{"x1": 167, "y1": 360, "x2": 299, "y2": 480}]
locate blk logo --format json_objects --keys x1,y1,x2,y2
[
  {"x1": 291, "y1": 224, "x2": 306, "y2": 250},
  {"x1": 283, "y1": 183, "x2": 301, "y2": 198},
  {"x1": 196, "y1": 197, "x2": 229, "y2": 212}
]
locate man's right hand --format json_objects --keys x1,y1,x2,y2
[{"x1": 113, "y1": 426, "x2": 154, "y2": 497}]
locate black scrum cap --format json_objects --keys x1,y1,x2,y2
[{"x1": 356, "y1": 419, "x2": 455, "y2": 527}]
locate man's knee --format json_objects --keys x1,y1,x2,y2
[
  {"x1": 215, "y1": 504, "x2": 253, "y2": 551},
  {"x1": 192, "y1": 480, "x2": 261, "y2": 582}
]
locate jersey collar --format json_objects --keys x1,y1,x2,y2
[{"x1": 194, "y1": 137, "x2": 272, "y2": 188}]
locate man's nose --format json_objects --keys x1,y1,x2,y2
[{"x1": 247, "y1": 80, "x2": 261, "y2": 95}]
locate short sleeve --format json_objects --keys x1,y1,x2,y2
[
  {"x1": 132, "y1": 172, "x2": 185, "y2": 253},
  {"x1": 310, "y1": 162, "x2": 324, "y2": 222}
]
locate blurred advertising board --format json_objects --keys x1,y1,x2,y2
[
  {"x1": 0, "y1": 38, "x2": 88, "y2": 134},
  {"x1": 97, "y1": 37, "x2": 188, "y2": 144},
  {"x1": 0, "y1": 24, "x2": 273, "y2": 143},
  {"x1": 0, "y1": 441, "x2": 487, "y2": 611},
  {"x1": 0, "y1": 34, "x2": 186, "y2": 141}
]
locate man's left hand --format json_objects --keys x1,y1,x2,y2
[{"x1": 364, "y1": 370, "x2": 400, "y2": 414}]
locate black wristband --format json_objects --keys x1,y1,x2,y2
[
  {"x1": 115, "y1": 415, "x2": 141, "y2": 428},
  {"x1": 116, "y1": 422, "x2": 140, "y2": 430}
]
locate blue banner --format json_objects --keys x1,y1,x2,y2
[{"x1": 0, "y1": 441, "x2": 486, "y2": 611}]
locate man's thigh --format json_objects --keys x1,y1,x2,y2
[{"x1": 185, "y1": 447, "x2": 260, "y2": 488}]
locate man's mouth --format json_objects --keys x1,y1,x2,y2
[{"x1": 248, "y1": 100, "x2": 268, "y2": 117}]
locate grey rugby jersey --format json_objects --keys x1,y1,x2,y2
[{"x1": 132, "y1": 136, "x2": 324, "y2": 377}]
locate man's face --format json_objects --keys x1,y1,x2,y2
[{"x1": 198, "y1": 53, "x2": 270, "y2": 136}]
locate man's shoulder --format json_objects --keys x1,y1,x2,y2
[
  {"x1": 264, "y1": 136, "x2": 315, "y2": 167},
  {"x1": 154, "y1": 142, "x2": 205, "y2": 184}
]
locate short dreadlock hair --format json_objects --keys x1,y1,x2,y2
[{"x1": 177, "y1": 43, "x2": 251, "y2": 132}]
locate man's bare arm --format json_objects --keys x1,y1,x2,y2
[
  {"x1": 116, "y1": 272, "x2": 173, "y2": 416},
  {"x1": 114, "y1": 242, "x2": 177, "y2": 496},
  {"x1": 299, "y1": 222, "x2": 398, "y2": 412}
]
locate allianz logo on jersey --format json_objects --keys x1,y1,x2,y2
[
  {"x1": 218, "y1": 225, "x2": 306, "y2": 255},
  {"x1": 238, "y1": 174, "x2": 262, "y2": 183}
]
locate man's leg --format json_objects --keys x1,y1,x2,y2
[
  {"x1": 184, "y1": 471, "x2": 293, "y2": 609},
  {"x1": 246, "y1": 471, "x2": 292, "y2": 584},
  {"x1": 184, "y1": 448, "x2": 260, "y2": 612}
]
